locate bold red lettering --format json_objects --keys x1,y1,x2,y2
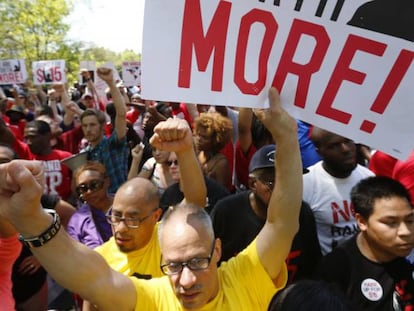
[
  {"x1": 36, "y1": 68, "x2": 45, "y2": 84},
  {"x1": 234, "y1": 9, "x2": 277, "y2": 95},
  {"x1": 286, "y1": 249, "x2": 301, "y2": 283},
  {"x1": 331, "y1": 200, "x2": 352, "y2": 224},
  {"x1": 178, "y1": 0, "x2": 232, "y2": 91},
  {"x1": 272, "y1": 19, "x2": 330, "y2": 107},
  {"x1": 316, "y1": 35, "x2": 386, "y2": 124},
  {"x1": 371, "y1": 49, "x2": 414, "y2": 114}
]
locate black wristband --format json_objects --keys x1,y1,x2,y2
[{"x1": 19, "y1": 209, "x2": 61, "y2": 248}]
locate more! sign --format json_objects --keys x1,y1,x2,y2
[
  {"x1": 141, "y1": 0, "x2": 414, "y2": 159},
  {"x1": 0, "y1": 59, "x2": 27, "y2": 85}
]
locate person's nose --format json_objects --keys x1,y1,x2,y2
[
  {"x1": 178, "y1": 266, "x2": 197, "y2": 289},
  {"x1": 398, "y1": 221, "x2": 412, "y2": 237}
]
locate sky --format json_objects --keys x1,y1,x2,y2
[{"x1": 65, "y1": 0, "x2": 145, "y2": 53}]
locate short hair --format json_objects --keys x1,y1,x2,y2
[
  {"x1": 351, "y1": 176, "x2": 412, "y2": 219},
  {"x1": 80, "y1": 108, "x2": 106, "y2": 125},
  {"x1": 73, "y1": 161, "x2": 107, "y2": 182},
  {"x1": 35, "y1": 104, "x2": 54, "y2": 118},
  {"x1": 194, "y1": 112, "x2": 233, "y2": 152},
  {"x1": 26, "y1": 120, "x2": 51, "y2": 135},
  {"x1": 268, "y1": 280, "x2": 352, "y2": 311},
  {"x1": 158, "y1": 202, "x2": 214, "y2": 246}
]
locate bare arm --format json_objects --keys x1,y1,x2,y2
[
  {"x1": 150, "y1": 118, "x2": 207, "y2": 208},
  {"x1": 128, "y1": 143, "x2": 144, "y2": 180},
  {"x1": 97, "y1": 67, "x2": 127, "y2": 140},
  {"x1": 0, "y1": 161, "x2": 136, "y2": 310},
  {"x1": 255, "y1": 88, "x2": 303, "y2": 280},
  {"x1": 0, "y1": 215, "x2": 16, "y2": 238},
  {"x1": 238, "y1": 107, "x2": 253, "y2": 153}
]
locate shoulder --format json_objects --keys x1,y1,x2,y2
[
  {"x1": 213, "y1": 192, "x2": 249, "y2": 212},
  {"x1": 353, "y1": 164, "x2": 375, "y2": 177}
]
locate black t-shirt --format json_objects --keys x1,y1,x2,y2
[
  {"x1": 160, "y1": 177, "x2": 230, "y2": 214},
  {"x1": 211, "y1": 191, "x2": 322, "y2": 283},
  {"x1": 316, "y1": 235, "x2": 414, "y2": 311}
]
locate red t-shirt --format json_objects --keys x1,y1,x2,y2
[
  {"x1": 393, "y1": 151, "x2": 414, "y2": 205},
  {"x1": 235, "y1": 141, "x2": 257, "y2": 189},
  {"x1": 13, "y1": 139, "x2": 73, "y2": 200}
]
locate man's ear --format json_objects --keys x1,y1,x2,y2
[
  {"x1": 153, "y1": 207, "x2": 163, "y2": 222},
  {"x1": 355, "y1": 213, "x2": 368, "y2": 232},
  {"x1": 214, "y1": 238, "x2": 222, "y2": 263},
  {"x1": 248, "y1": 175, "x2": 257, "y2": 192}
]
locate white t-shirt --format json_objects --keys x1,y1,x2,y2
[{"x1": 303, "y1": 161, "x2": 374, "y2": 255}]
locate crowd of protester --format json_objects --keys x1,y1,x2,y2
[{"x1": 0, "y1": 65, "x2": 413, "y2": 311}]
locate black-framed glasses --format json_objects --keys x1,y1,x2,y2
[
  {"x1": 76, "y1": 179, "x2": 104, "y2": 196},
  {"x1": 167, "y1": 159, "x2": 178, "y2": 167},
  {"x1": 160, "y1": 240, "x2": 216, "y2": 275},
  {"x1": 105, "y1": 209, "x2": 155, "y2": 229}
]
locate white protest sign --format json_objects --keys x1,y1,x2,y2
[
  {"x1": 79, "y1": 60, "x2": 96, "y2": 84},
  {"x1": 142, "y1": 0, "x2": 414, "y2": 159},
  {"x1": 0, "y1": 59, "x2": 28, "y2": 85},
  {"x1": 32, "y1": 60, "x2": 66, "y2": 85},
  {"x1": 93, "y1": 62, "x2": 121, "y2": 103},
  {"x1": 122, "y1": 61, "x2": 141, "y2": 86}
]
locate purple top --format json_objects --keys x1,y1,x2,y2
[{"x1": 67, "y1": 203, "x2": 112, "y2": 249}]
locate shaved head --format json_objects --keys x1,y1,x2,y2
[{"x1": 115, "y1": 177, "x2": 159, "y2": 212}]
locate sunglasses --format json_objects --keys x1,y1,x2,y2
[
  {"x1": 167, "y1": 160, "x2": 178, "y2": 167},
  {"x1": 76, "y1": 179, "x2": 104, "y2": 196}
]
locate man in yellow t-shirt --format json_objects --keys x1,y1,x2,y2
[
  {"x1": 94, "y1": 179, "x2": 163, "y2": 280},
  {"x1": 83, "y1": 119, "x2": 208, "y2": 310},
  {"x1": 0, "y1": 88, "x2": 303, "y2": 311}
]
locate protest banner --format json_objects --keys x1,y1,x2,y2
[
  {"x1": 79, "y1": 60, "x2": 96, "y2": 84},
  {"x1": 141, "y1": 0, "x2": 414, "y2": 159},
  {"x1": 122, "y1": 61, "x2": 141, "y2": 86},
  {"x1": 0, "y1": 59, "x2": 28, "y2": 85},
  {"x1": 93, "y1": 61, "x2": 122, "y2": 104},
  {"x1": 32, "y1": 60, "x2": 66, "y2": 85}
]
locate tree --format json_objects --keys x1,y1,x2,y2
[{"x1": 0, "y1": 0, "x2": 82, "y2": 81}]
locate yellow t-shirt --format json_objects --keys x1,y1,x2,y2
[
  {"x1": 131, "y1": 238, "x2": 287, "y2": 310},
  {"x1": 95, "y1": 223, "x2": 163, "y2": 279}
]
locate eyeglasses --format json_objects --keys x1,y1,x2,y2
[
  {"x1": 105, "y1": 209, "x2": 155, "y2": 229},
  {"x1": 76, "y1": 179, "x2": 104, "y2": 195},
  {"x1": 160, "y1": 240, "x2": 215, "y2": 275},
  {"x1": 167, "y1": 160, "x2": 178, "y2": 167}
]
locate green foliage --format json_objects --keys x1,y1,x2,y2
[
  {"x1": 0, "y1": 0, "x2": 71, "y2": 60},
  {"x1": 0, "y1": 0, "x2": 141, "y2": 84},
  {"x1": 80, "y1": 46, "x2": 141, "y2": 70}
]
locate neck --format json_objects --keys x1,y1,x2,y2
[
  {"x1": 89, "y1": 136, "x2": 103, "y2": 148},
  {"x1": 356, "y1": 233, "x2": 396, "y2": 263},
  {"x1": 322, "y1": 162, "x2": 352, "y2": 178},
  {"x1": 91, "y1": 196, "x2": 113, "y2": 212}
]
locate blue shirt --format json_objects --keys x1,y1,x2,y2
[{"x1": 88, "y1": 130, "x2": 128, "y2": 194}]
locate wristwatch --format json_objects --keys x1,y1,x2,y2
[{"x1": 19, "y1": 209, "x2": 61, "y2": 248}]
